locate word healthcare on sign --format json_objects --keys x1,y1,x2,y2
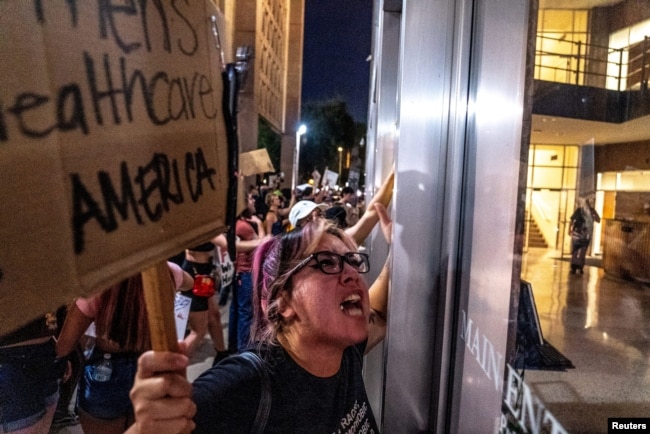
[{"x1": 0, "y1": 0, "x2": 229, "y2": 335}]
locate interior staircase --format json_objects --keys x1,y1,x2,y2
[{"x1": 526, "y1": 218, "x2": 548, "y2": 248}]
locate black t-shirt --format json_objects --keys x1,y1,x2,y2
[
  {"x1": 192, "y1": 343, "x2": 379, "y2": 433},
  {"x1": 570, "y1": 208, "x2": 588, "y2": 237}
]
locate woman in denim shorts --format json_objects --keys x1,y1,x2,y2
[
  {"x1": 0, "y1": 309, "x2": 67, "y2": 434},
  {"x1": 55, "y1": 262, "x2": 192, "y2": 434}
]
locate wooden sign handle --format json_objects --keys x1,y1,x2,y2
[{"x1": 141, "y1": 261, "x2": 179, "y2": 352}]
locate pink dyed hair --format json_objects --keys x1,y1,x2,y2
[{"x1": 250, "y1": 219, "x2": 357, "y2": 345}]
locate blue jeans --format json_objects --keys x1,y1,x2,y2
[
  {"x1": 0, "y1": 339, "x2": 62, "y2": 432},
  {"x1": 229, "y1": 272, "x2": 253, "y2": 351}
]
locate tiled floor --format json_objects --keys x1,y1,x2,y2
[
  {"x1": 521, "y1": 249, "x2": 650, "y2": 434},
  {"x1": 53, "y1": 251, "x2": 650, "y2": 433}
]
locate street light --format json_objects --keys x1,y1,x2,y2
[
  {"x1": 337, "y1": 146, "x2": 343, "y2": 185},
  {"x1": 292, "y1": 124, "x2": 307, "y2": 192}
]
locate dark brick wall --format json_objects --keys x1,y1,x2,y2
[
  {"x1": 609, "y1": 0, "x2": 650, "y2": 33},
  {"x1": 595, "y1": 141, "x2": 650, "y2": 172}
]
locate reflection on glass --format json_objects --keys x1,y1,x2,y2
[{"x1": 518, "y1": 4, "x2": 650, "y2": 433}]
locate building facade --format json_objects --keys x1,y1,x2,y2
[{"x1": 214, "y1": 0, "x2": 305, "y2": 180}]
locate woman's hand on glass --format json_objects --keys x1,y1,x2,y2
[{"x1": 374, "y1": 203, "x2": 392, "y2": 244}]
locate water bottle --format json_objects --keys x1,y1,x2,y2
[{"x1": 93, "y1": 353, "x2": 113, "y2": 382}]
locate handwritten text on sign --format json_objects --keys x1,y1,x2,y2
[{"x1": 0, "y1": 0, "x2": 228, "y2": 335}]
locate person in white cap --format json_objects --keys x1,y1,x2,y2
[
  {"x1": 126, "y1": 212, "x2": 393, "y2": 434},
  {"x1": 288, "y1": 168, "x2": 395, "y2": 247},
  {"x1": 288, "y1": 200, "x2": 329, "y2": 229}
]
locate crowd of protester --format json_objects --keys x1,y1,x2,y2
[{"x1": 0, "y1": 170, "x2": 394, "y2": 434}]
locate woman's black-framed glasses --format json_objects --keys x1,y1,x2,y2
[{"x1": 285, "y1": 251, "x2": 370, "y2": 281}]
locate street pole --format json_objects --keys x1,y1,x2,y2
[
  {"x1": 292, "y1": 124, "x2": 307, "y2": 192},
  {"x1": 337, "y1": 146, "x2": 343, "y2": 186}
]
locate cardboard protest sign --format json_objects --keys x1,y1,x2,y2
[
  {"x1": 348, "y1": 169, "x2": 360, "y2": 191},
  {"x1": 174, "y1": 294, "x2": 192, "y2": 342},
  {"x1": 0, "y1": 0, "x2": 229, "y2": 336},
  {"x1": 324, "y1": 169, "x2": 339, "y2": 188},
  {"x1": 239, "y1": 149, "x2": 275, "y2": 176}
]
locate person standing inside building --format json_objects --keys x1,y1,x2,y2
[{"x1": 568, "y1": 197, "x2": 601, "y2": 274}]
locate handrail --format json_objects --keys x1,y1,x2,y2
[
  {"x1": 535, "y1": 34, "x2": 649, "y2": 92},
  {"x1": 532, "y1": 194, "x2": 552, "y2": 223}
]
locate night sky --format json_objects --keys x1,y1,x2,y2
[{"x1": 301, "y1": 1, "x2": 373, "y2": 124}]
